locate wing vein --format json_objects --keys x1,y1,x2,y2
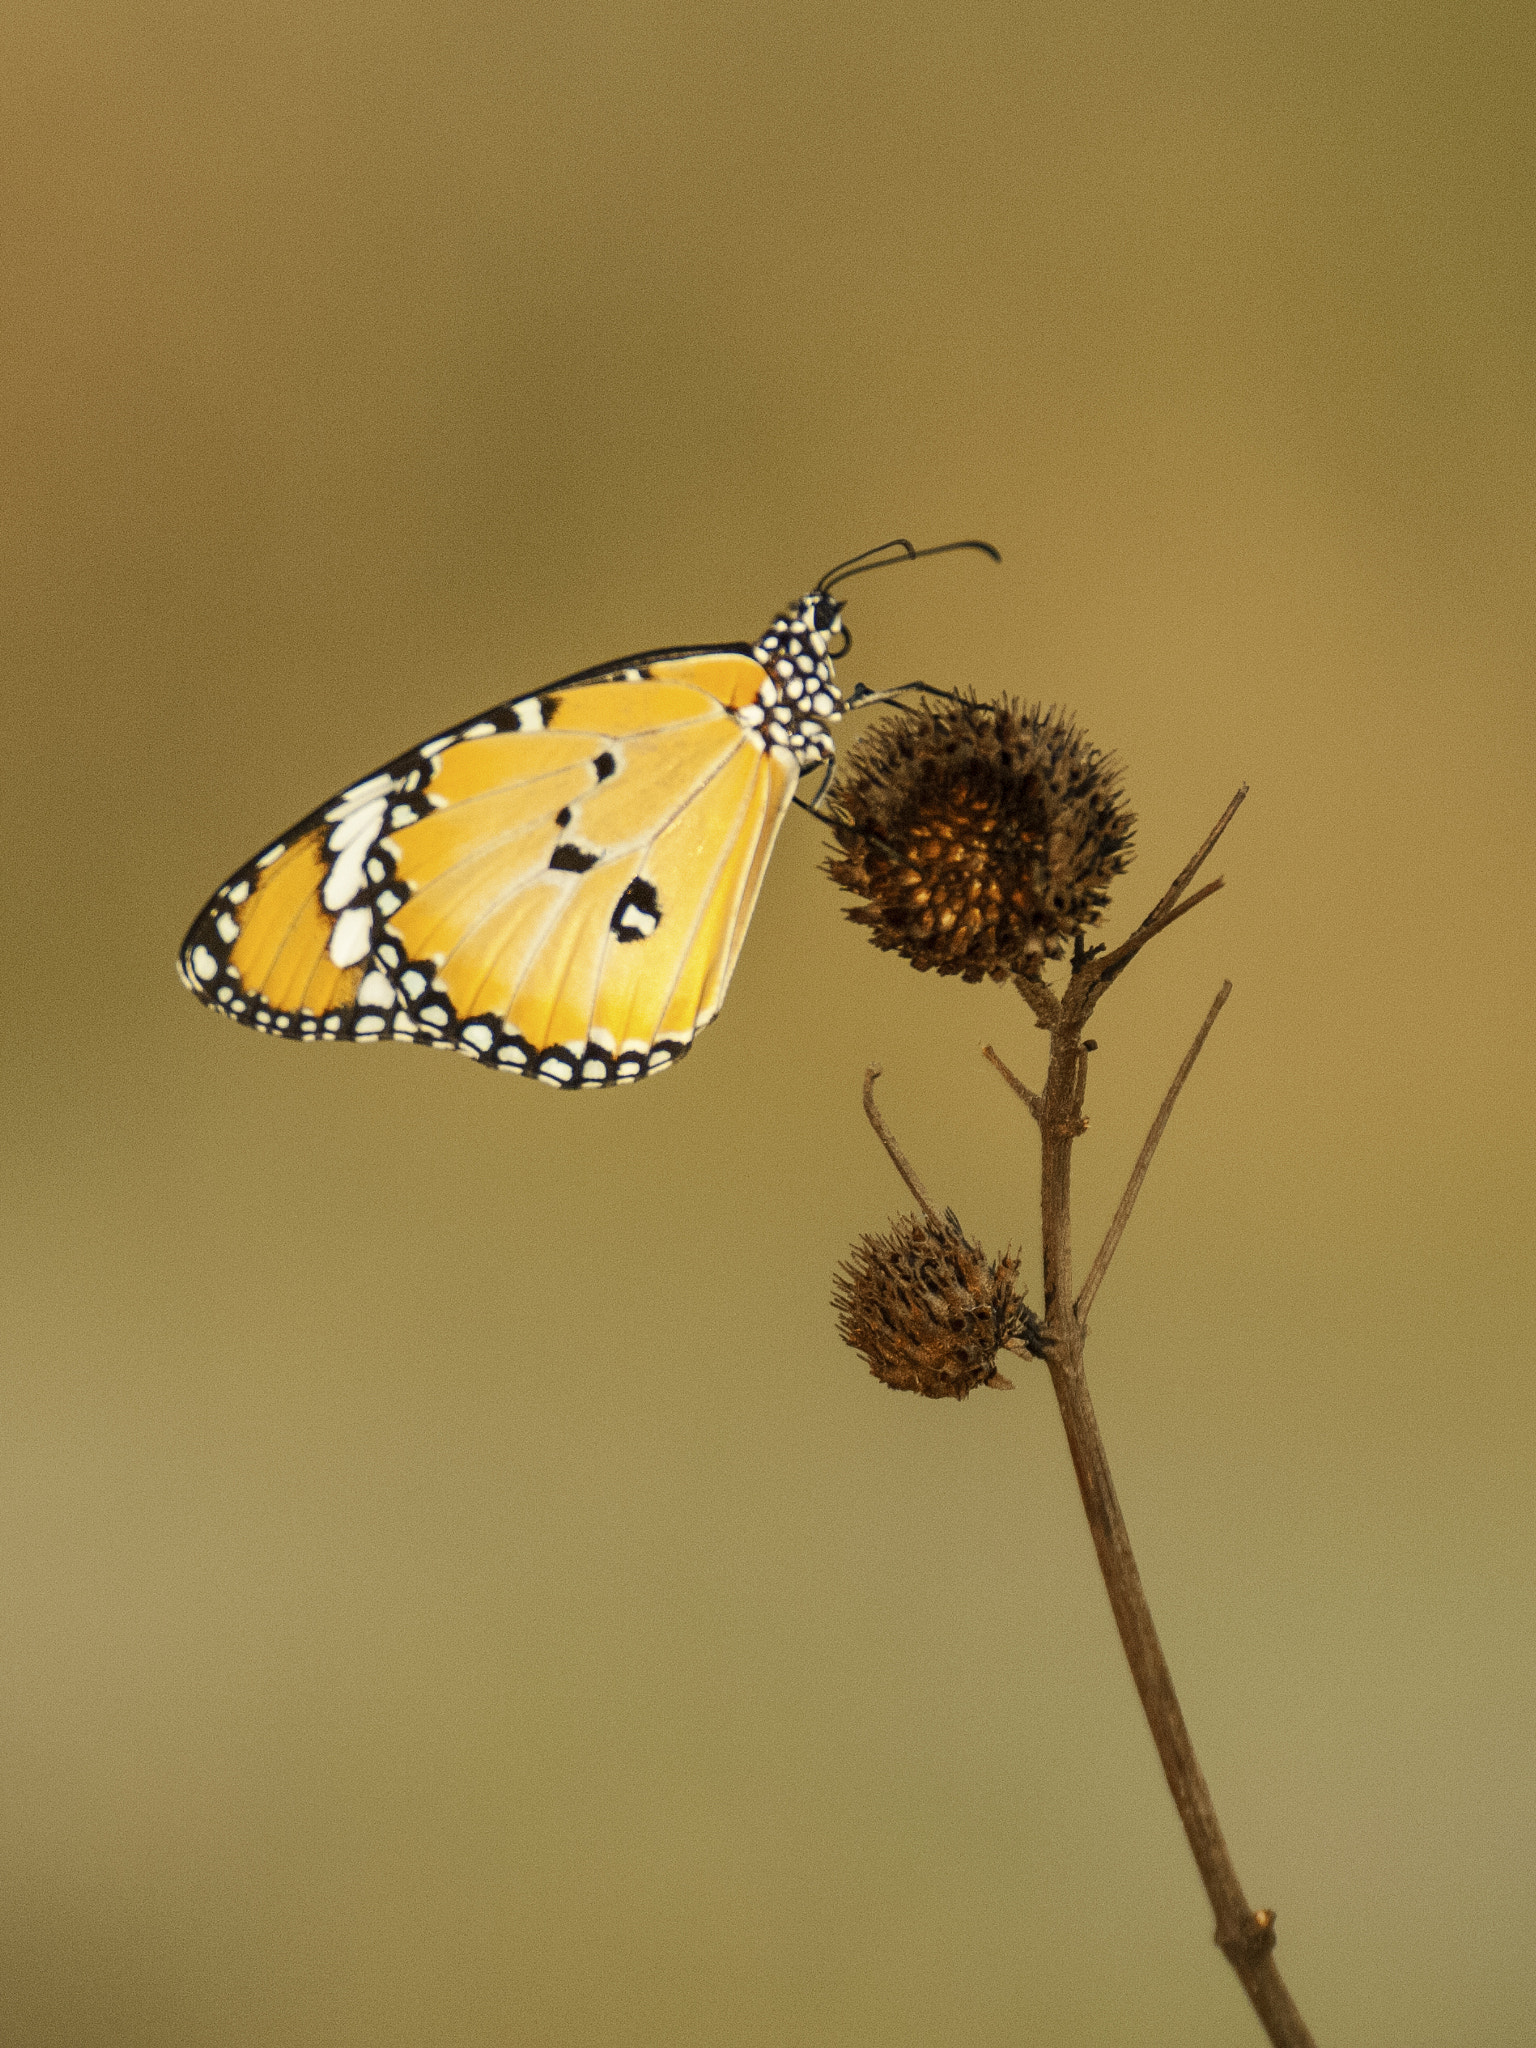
[
  {"x1": 625, "y1": 739, "x2": 767, "y2": 1051},
  {"x1": 429, "y1": 719, "x2": 756, "y2": 994}
]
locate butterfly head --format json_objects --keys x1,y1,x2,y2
[
  {"x1": 743, "y1": 590, "x2": 848, "y2": 770},
  {"x1": 738, "y1": 541, "x2": 1000, "y2": 772}
]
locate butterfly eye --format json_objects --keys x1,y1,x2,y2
[{"x1": 811, "y1": 593, "x2": 850, "y2": 658}]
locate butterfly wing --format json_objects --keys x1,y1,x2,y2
[{"x1": 178, "y1": 650, "x2": 802, "y2": 1086}]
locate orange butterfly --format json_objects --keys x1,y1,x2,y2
[{"x1": 179, "y1": 539, "x2": 998, "y2": 1087}]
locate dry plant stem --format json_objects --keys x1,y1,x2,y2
[
  {"x1": 862, "y1": 1071, "x2": 1015, "y2": 1391},
  {"x1": 1144, "y1": 783, "x2": 1250, "y2": 929},
  {"x1": 1075, "y1": 980, "x2": 1233, "y2": 1322},
  {"x1": 1023, "y1": 788, "x2": 1316, "y2": 2047},
  {"x1": 861, "y1": 1068, "x2": 944, "y2": 1229},
  {"x1": 1074, "y1": 784, "x2": 1248, "y2": 1003},
  {"x1": 1035, "y1": 1025, "x2": 1315, "y2": 2046},
  {"x1": 1090, "y1": 875, "x2": 1226, "y2": 988},
  {"x1": 981, "y1": 1044, "x2": 1044, "y2": 1123}
]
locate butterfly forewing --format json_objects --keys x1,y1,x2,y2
[{"x1": 179, "y1": 650, "x2": 803, "y2": 1087}]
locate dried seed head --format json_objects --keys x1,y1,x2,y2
[
  {"x1": 825, "y1": 698, "x2": 1135, "y2": 980},
  {"x1": 833, "y1": 1213, "x2": 1035, "y2": 1400}
]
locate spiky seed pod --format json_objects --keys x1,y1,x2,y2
[
  {"x1": 833, "y1": 1213, "x2": 1037, "y2": 1400},
  {"x1": 824, "y1": 698, "x2": 1136, "y2": 981}
]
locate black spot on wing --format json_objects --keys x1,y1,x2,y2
[
  {"x1": 550, "y1": 842, "x2": 599, "y2": 873},
  {"x1": 593, "y1": 751, "x2": 616, "y2": 782},
  {"x1": 611, "y1": 876, "x2": 661, "y2": 944},
  {"x1": 555, "y1": 805, "x2": 572, "y2": 827}
]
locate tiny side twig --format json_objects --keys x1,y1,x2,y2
[
  {"x1": 1142, "y1": 784, "x2": 1248, "y2": 931},
  {"x1": 1081, "y1": 876, "x2": 1226, "y2": 997},
  {"x1": 860, "y1": 1072, "x2": 1014, "y2": 1392},
  {"x1": 982, "y1": 1043, "x2": 1044, "y2": 1123},
  {"x1": 862, "y1": 1068, "x2": 944, "y2": 1229},
  {"x1": 1075, "y1": 981, "x2": 1233, "y2": 1321},
  {"x1": 1061, "y1": 785, "x2": 1248, "y2": 1020}
]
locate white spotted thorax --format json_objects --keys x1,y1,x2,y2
[{"x1": 740, "y1": 592, "x2": 845, "y2": 766}]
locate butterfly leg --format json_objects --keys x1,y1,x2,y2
[
  {"x1": 792, "y1": 755, "x2": 839, "y2": 818},
  {"x1": 844, "y1": 678, "x2": 965, "y2": 713}
]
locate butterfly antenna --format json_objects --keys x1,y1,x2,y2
[
  {"x1": 818, "y1": 536, "x2": 1000, "y2": 596},
  {"x1": 816, "y1": 539, "x2": 916, "y2": 588}
]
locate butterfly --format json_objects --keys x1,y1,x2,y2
[{"x1": 178, "y1": 538, "x2": 999, "y2": 1089}]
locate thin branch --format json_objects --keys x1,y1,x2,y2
[
  {"x1": 1141, "y1": 784, "x2": 1248, "y2": 931},
  {"x1": 1075, "y1": 983, "x2": 1233, "y2": 1321},
  {"x1": 1059, "y1": 785, "x2": 1247, "y2": 1019},
  {"x1": 1079, "y1": 876, "x2": 1225, "y2": 997},
  {"x1": 982, "y1": 1043, "x2": 1043, "y2": 1123},
  {"x1": 1043, "y1": 1342, "x2": 1316, "y2": 2046},
  {"x1": 861, "y1": 1068, "x2": 944, "y2": 1230}
]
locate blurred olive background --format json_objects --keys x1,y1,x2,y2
[{"x1": 4, "y1": 3, "x2": 1532, "y2": 2043}]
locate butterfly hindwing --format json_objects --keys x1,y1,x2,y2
[{"x1": 178, "y1": 650, "x2": 802, "y2": 1087}]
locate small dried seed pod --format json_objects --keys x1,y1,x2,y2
[
  {"x1": 825, "y1": 698, "x2": 1135, "y2": 980},
  {"x1": 833, "y1": 1213, "x2": 1037, "y2": 1400}
]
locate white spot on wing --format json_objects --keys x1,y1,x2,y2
[
  {"x1": 325, "y1": 772, "x2": 392, "y2": 819},
  {"x1": 327, "y1": 802, "x2": 383, "y2": 853},
  {"x1": 357, "y1": 969, "x2": 396, "y2": 1009},
  {"x1": 323, "y1": 830, "x2": 379, "y2": 912},
  {"x1": 328, "y1": 905, "x2": 372, "y2": 967},
  {"x1": 189, "y1": 945, "x2": 218, "y2": 984}
]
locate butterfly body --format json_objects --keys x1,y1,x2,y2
[{"x1": 179, "y1": 595, "x2": 847, "y2": 1088}]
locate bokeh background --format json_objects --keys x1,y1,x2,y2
[{"x1": 4, "y1": 4, "x2": 1532, "y2": 2043}]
